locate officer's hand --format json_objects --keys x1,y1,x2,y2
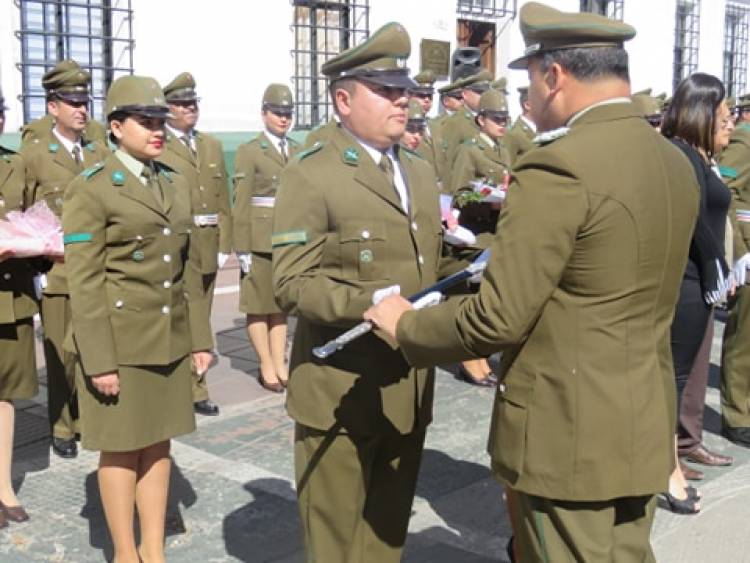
[
  {"x1": 92, "y1": 372, "x2": 120, "y2": 396},
  {"x1": 0, "y1": 247, "x2": 14, "y2": 263},
  {"x1": 364, "y1": 294, "x2": 413, "y2": 341},
  {"x1": 192, "y1": 350, "x2": 213, "y2": 376}
]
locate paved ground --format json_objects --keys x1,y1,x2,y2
[{"x1": 2, "y1": 259, "x2": 749, "y2": 562}]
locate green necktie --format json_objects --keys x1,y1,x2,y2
[
  {"x1": 72, "y1": 145, "x2": 83, "y2": 170},
  {"x1": 379, "y1": 153, "x2": 395, "y2": 187},
  {"x1": 142, "y1": 165, "x2": 164, "y2": 207}
]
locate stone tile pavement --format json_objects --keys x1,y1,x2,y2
[{"x1": 2, "y1": 264, "x2": 749, "y2": 562}]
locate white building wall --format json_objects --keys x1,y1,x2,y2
[{"x1": 3, "y1": 0, "x2": 750, "y2": 133}]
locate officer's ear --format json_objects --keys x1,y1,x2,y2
[
  {"x1": 334, "y1": 85, "x2": 354, "y2": 118},
  {"x1": 544, "y1": 62, "x2": 564, "y2": 94},
  {"x1": 47, "y1": 99, "x2": 60, "y2": 119},
  {"x1": 109, "y1": 118, "x2": 125, "y2": 145}
]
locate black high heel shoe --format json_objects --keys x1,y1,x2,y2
[
  {"x1": 661, "y1": 490, "x2": 700, "y2": 514},
  {"x1": 457, "y1": 366, "x2": 497, "y2": 388}
]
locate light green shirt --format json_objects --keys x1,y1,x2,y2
[{"x1": 115, "y1": 149, "x2": 147, "y2": 186}]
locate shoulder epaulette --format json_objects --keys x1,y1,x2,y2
[
  {"x1": 0, "y1": 145, "x2": 16, "y2": 157},
  {"x1": 533, "y1": 126, "x2": 570, "y2": 146},
  {"x1": 296, "y1": 141, "x2": 325, "y2": 161},
  {"x1": 81, "y1": 161, "x2": 105, "y2": 179}
]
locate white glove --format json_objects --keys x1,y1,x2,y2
[
  {"x1": 237, "y1": 253, "x2": 252, "y2": 275},
  {"x1": 372, "y1": 285, "x2": 401, "y2": 305},
  {"x1": 412, "y1": 291, "x2": 443, "y2": 309},
  {"x1": 443, "y1": 224, "x2": 476, "y2": 247},
  {"x1": 734, "y1": 253, "x2": 750, "y2": 286},
  {"x1": 217, "y1": 252, "x2": 230, "y2": 269},
  {"x1": 33, "y1": 274, "x2": 45, "y2": 300}
]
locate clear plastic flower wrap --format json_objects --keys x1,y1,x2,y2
[{"x1": 0, "y1": 201, "x2": 64, "y2": 257}]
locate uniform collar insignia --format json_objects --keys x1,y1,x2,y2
[
  {"x1": 85, "y1": 143, "x2": 96, "y2": 152},
  {"x1": 533, "y1": 127, "x2": 570, "y2": 145},
  {"x1": 343, "y1": 147, "x2": 360, "y2": 164},
  {"x1": 111, "y1": 170, "x2": 126, "y2": 186},
  {"x1": 48, "y1": 143, "x2": 59, "y2": 153},
  {"x1": 260, "y1": 140, "x2": 270, "y2": 149}
]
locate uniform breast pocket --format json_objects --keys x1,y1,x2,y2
[
  {"x1": 38, "y1": 183, "x2": 66, "y2": 213},
  {"x1": 338, "y1": 221, "x2": 390, "y2": 281}
]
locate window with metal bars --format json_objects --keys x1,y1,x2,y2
[
  {"x1": 673, "y1": 1, "x2": 701, "y2": 93},
  {"x1": 456, "y1": 0, "x2": 516, "y2": 19},
  {"x1": 291, "y1": 0, "x2": 369, "y2": 130},
  {"x1": 579, "y1": 0, "x2": 624, "y2": 20},
  {"x1": 15, "y1": 0, "x2": 134, "y2": 124},
  {"x1": 724, "y1": 3, "x2": 750, "y2": 98}
]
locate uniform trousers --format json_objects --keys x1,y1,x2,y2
[
  {"x1": 191, "y1": 271, "x2": 216, "y2": 403},
  {"x1": 507, "y1": 488, "x2": 657, "y2": 563},
  {"x1": 721, "y1": 284, "x2": 750, "y2": 428},
  {"x1": 678, "y1": 310, "x2": 714, "y2": 455},
  {"x1": 41, "y1": 293, "x2": 78, "y2": 439},
  {"x1": 294, "y1": 423, "x2": 426, "y2": 563}
]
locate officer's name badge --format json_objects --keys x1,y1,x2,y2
[
  {"x1": 112, "y1": 170, "x2": 126, "y2": 185},
  {"x1": 343, "y1": 147, "x2": 360, "y2": 164}
]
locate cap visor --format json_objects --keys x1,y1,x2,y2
[
  {"x1": 58, "y1": 93, "x2": 92, "y2": 103},
  {"x1": 508, "y1": 55, "x2": 530, "y2": 70},
  {"x1": 361, "y1": 73, "x2": 418, "y2": 90}
]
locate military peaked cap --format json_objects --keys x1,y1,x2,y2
[
  {"x1": 163, "y1": 72, "x2": 199, "y2": 102},
  {"x1": 509, "y1": 1, "x2": 636, "y2": 69},
  {"x1": 407, "y1": 99, "x2": 426, "y2": 122},
  {"x1": 411, "y1": 69, "x2": 436, "y2": 95},
  {"x1": 322, "y1": 22, "x2": 416, "y2": 89},
  {"x1": 478, "y1": 89, "x2": 509, "y2": 116},
  {"x1": 43, "y1": 59, "x2": 91, "y2": 103},
  {"x1": 106, "y1": 75, "x2": 171, "y2": 119},
  {"x1": 262, "y1": 83, "x2": 294, "y2": 115}
]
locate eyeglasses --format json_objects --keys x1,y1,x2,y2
[{"x1": 485, "y1": 114, "x2": 509, "y2": 126}]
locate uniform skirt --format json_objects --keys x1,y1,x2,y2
[
  {"x1": 239, "y1": 252, "x2": 282, "y2": 315},
  {"x1": 0, "y1": 318, "x2": 39, "y2": 401},
  {"x1": 76, "y1": 354, "x2": 196, "y2": 452}
]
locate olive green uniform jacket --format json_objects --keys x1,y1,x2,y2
[
  {"x1": 505, "y1": 116, "x2": 536, "y2": 165},
  {"x1": 61, "y1": 154, "x2": 213, "y2": 377},
  {"x1": 395, "y1": 102, "x2": 700, "y2": 501},
  {"x1": 0, "y1": 146, "x2": 41, "y2": 399},
  {"x1": 272, "y1": 126, "x2": 444, "y2": 436},
  {"x1": 302, "y1": 118, "x2": 339, "y2": 149},
  {"x1": 158, "y1": 130, "x2": 232, "y2": 274},
  {"x1": 232, "y1": 132, "x2": 300, "y2": 255},
  {"x1": 441, "y1": 107, "x2": 480, "y2": 166},
  {"x1": 718, "y1": 123, "x2": 750, "y2": 259},
  {"x1": 21, "y1": 131, "x2": 110, "y2": 295},
  {"x1": 21, "y1": 114, "x2": 107, "y2": 148},
  {"x1": 447, "y1": 133, "x2": 512, "y2": 195},
  {"x1": 415, "y1": 121, "x2": 449, "y2": 187}
]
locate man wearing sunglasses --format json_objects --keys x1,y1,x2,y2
[
  {"x1": 718, "y1": 92, "x2": 750, "y2": 450},
  {"x1": 21, "y1": 59, "x2": 107, "y2": 148},
  {"x1": 409, "y1": 70, "x2": 448, "y2": 186},
  {"x1": 21, "y1": 63, "x2": 110, "y2": 460},
  {"x1": 159, "y1": 72, "x2": 232, "y2": 417},
  {"x1": 441, "y1": 69, "x2": 494, "y2": 167},
  {"x1": 271, "y1": 22, "x2": 445, "y2": 563}
]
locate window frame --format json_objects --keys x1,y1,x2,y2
[
  {"x1": 15, "y1": 0, "x2": 134, "y2": 123},
  {"x1": 291, "y1": 0, "x2": 370, "y2": 130},
  {"x1": 724, "y1": 2, "x2": 750, "y2": 98},
  {"x1": 579, "y1": 0, "x2": 624, "y2": 20},
  {"x1": 673, "y1": 0, "x2": 701, "y2": 93},
  {"x1": 456, "y1": 0, "x2": 517, "y2": 19}
]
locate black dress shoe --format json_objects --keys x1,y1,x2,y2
[
  {"x1": 51, "y1": 437, "x2": 77, "y2": 459},
  {"x1": 457, "y1": 366, "x2": 497, "y2": 388},
  {"x1": 722, "y1": 426, "x2": 750, "y2": 448},
  {"x1": 194, "y1": 399, "x2": 220, "y2": 416},
  {"x1": 506, "y1": 535, "x2": 516, "y2": 563}
]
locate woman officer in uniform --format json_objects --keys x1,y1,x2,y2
[
  {"x1": 445, "y1": 88, "x2": 512, "y2": 387},
  {"x1": 0, "y1": 87, "x2": 45, "y2": 527},
  {"x1": 62, "y1": 75, "x2": 212, "y2": 563},
  {"x1": 232, "y1": 84, "x2": 298, "y2": 392}
]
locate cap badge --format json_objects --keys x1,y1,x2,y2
[
  {"x1": 111, "y1": 170, "x2": 126, "y2": 186},
  {"x1": 524, "y1": 43, "x2": 541, "y2": 55},
  {"x1": 343, "y1": 147, "x2": 360, "y2": 164}
]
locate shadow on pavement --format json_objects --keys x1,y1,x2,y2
[
  {"x1": 79, "y1": 459, "x2": 198, "y2": 562},
  {"x1": 222, "y1": 477, "x2": 302, "y2": 562}
]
